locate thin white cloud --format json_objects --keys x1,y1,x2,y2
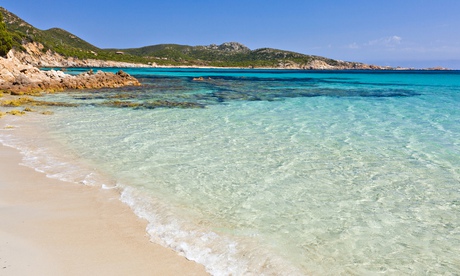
[
  {"x1": 346, "y1": 36, "x2": 402, "y2": 50},
  {"x1": 347, "y1": 42, "x2": 360, "y2": 49},
  {"x1": 366, "y1": 36, "x2": 402, "y2": 47}
]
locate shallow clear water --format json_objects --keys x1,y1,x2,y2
[{"x1": 3, "y1": 69, "x2": 460, "y2": 275}]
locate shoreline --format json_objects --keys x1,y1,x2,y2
[
  {"x1": 0, "y1": 120, "x2": 208, "y2": 275},
  {"x1": 41, "y1": 64, "x2": 455, "y2": 71}
]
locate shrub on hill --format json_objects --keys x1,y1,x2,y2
[{"x1": 0, "y1": 12, "x2": 13, "y2": 57}]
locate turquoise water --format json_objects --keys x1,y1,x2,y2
[{"x1": 3, "y1": 69, "x2": 460, "y2": 275}]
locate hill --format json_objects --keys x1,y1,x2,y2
[{"x1": 0, "y1": 7, "x2": 387, "y2": 69}]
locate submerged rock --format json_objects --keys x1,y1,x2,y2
[
  {"x1": 143, "y1": 100, "x2": 205, "y2": 109},
  {"x1": 100, "y1": 100, "x2": 205, "y2": 109}
]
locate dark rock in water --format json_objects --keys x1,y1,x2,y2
[
  {"x1": 143, "y1": 100, "x2": 205, "y2": 109},
  {"x1": 101, "y1": 100, "x2": 142, "y2": 108},
  {"x1": 116, "y1": 70, "x2": 130, "y2": 77},
  {"x1": 97, "y1": 99, "x2": 205, "y2": 110}
]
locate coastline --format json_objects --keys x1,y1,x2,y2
[
  {"x1": 13, "y1": 42, "x2": 449, "y2": 71},
  {"x1": 0, "y1": 119, "x2": 208, "y2": 275},
  {"x1": 40, "y1": 64, "x2": 454, "y2": 71}
]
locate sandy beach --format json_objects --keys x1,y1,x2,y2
[{"x1": 0, "y1": 121, "x2": 208, "y2": 275}]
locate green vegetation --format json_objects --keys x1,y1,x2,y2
[
  {"x1": 1, "y1": 7, "x2": 125, "y2": 61},
  {"x1": 0, "y1": 6, "x2": 364, "y2": 68},
  {"x1": 0, "y1": 11, "x2": 13, "y2": 56}
]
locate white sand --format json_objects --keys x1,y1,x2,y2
[{"x1": 0, "y1": 136, "x2": 208, "y2": 275}]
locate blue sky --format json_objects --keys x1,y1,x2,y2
[{"x1": 2, "y1": 0, "x2": 460, "y2": 68}]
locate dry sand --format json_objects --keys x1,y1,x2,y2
[{"x1": 0, "y1": 139, "x2": 208, "y2": 275}]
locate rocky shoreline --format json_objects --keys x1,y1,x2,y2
[
  {"x1": 8, "y1": 42, "x2": 450, "y2": 71},
  {"x1": 13, "y1": 42, "x2": 153, "y2": 68},
  {"x1": 0, "y1": 49, "x2": 141, "y2": 95}
]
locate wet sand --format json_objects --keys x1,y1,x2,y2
[{"x1": 0, "y1": 133, "x2": 208, "y2": 275}]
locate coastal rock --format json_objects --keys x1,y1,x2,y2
[
  {"x1": 305, "y1": 60, "x2": 335, "y2": 70},
  {"x1": 9, "y1": 42, "x2": 392, "y2": 70},
  {"x1": 12, "y1": 42, "x2": 154, "y2": 68},
  {"x1": 218, "y1": 42, "x2": 251, "y2": 52},
  {"x1": 203, "y1": 42, "x2": 251, "y2": 53},
  {"x1": 0, "y1": 50, "x2": 141, "y2": 94}
]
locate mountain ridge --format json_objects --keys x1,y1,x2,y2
[{"x1": 1, "y1": 6, "x2": 390, "y2": 69}]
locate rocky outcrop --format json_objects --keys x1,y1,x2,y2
[
  {"x1": 203, "y1": 42, "x2": 251, "y2": 53},
  {"x1": 12, "y1": 42, "x2": 154, "y2": 68},
  {"x1": 0, "y1": 50, "x2": 141, "y2": 95},
  {"x1": 304, "y1": 60, "x2": 335, "y2": 70},
  {"x1": 275, "y1": 58, "x2": 390, "y2": 70},
  {"x1": 11, "y1": 42, "x2": 390, "y2": 70},
  {"x1": 9, "y1": 42, "x2": 392, "y2": 71}
]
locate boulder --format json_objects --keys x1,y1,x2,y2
[{"x1": 0, "y1": 50, "x2": 141, "y2": 94}]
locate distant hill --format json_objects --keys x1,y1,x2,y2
[
  {"x1": 113, "y1": 42, "x2": 355, "y2": 68},
  {"x1": 1, "y1": 8, "x2": 97, "y2": 51},
  {"x1": 0, "y1": 7, "x2": 387, "y2": 69}
]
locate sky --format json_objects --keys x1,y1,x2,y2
[{"x1": 2, "y1": 0, "x2": 460, "y2": 68}]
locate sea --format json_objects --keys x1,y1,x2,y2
[{"x1": 1, "y1": 68, "x2": 459, "y2": 275}]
